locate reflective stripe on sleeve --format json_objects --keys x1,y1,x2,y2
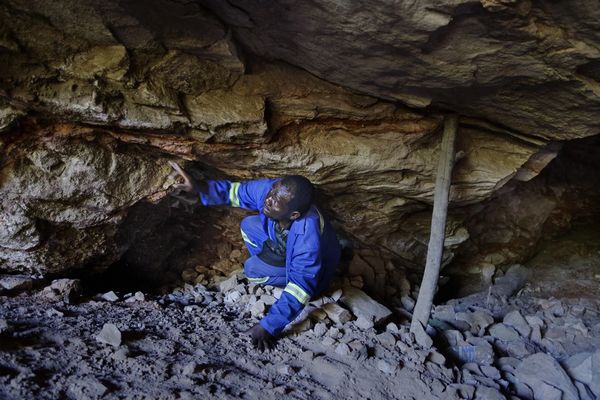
[
  {"x1": 284, "y1": 282, "x2": 310, "y2": 305},
  {"x1": 315, "y1": 208, "x2": 325, "y2": 234},
  {"x1": 241, "y1": 229, "x2": 258, "y2": 247},
  {"x1": 229, "y1": 182, "x2": 241, "y2": 207},
  {"x1": 247, "y1": 277, "x2": 269, "y2": 284}
]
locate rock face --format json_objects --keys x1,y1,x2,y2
[
  {"x1": 204, "y1": 0, "x2": 600, "y2": 141},
  {"x1": 0, "y1": 0, "x2": 598, "y2": 284}
]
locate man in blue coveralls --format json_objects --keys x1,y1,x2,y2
[{"x1": 169, "y1": 162, "x2": 341, "y2": 351}]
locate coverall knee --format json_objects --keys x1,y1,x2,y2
[{"x1": 240, "y1": 215, "x2": 287, "y2": 287}]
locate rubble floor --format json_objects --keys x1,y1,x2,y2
[
  {"x1": 1, "y1": 269, "x2": 599, "y2": 400},
  {"x1": 0, "y1": 285, "x2": 448, "y2": 400}
]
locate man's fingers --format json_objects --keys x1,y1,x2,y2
[
  {"x1": 257, "y1": 340, "x2": 265, "y2": 352},
  {"x1": 265, "y1": 339, "x2": 273, "y2": 351}
]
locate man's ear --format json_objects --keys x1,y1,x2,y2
[{"x1": 289, "y1": 211, "x2": 301, "y2": 221}]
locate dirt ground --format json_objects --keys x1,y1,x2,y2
[{"x1": 0, "y1": 284, "x2": 450, "y2": 400}]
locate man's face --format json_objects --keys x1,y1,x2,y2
[{"x1": 263, "y1": 181, "x2": 293, "y2": 220}]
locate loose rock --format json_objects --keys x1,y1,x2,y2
[{"x1": 96, "y1": 323, "x2": 122, "y2": 347}]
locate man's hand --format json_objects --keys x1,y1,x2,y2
[
  {"x1": 168, "y1": 161, "x2": 207, "y2": 195},
  {"x1": 245, "y1": 323, "x2": 275, "y2": 352}
]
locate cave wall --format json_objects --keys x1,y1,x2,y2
[{"x1": 1, "y1": 0, "x2": 599, "y2": 288}]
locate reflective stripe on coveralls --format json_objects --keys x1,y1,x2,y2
[
  {"x1": 247, "y1": 277, "x2": 269, "y2": 284},
  {"x1": 240, "y1": 229, "x2": 258, "y2": 247},
  {"x1": 229, "y1": 182, "x2": 241, "y2": 207},
  {"x1": 284, "y1": 282, "x2": 310, "y2": 304}
]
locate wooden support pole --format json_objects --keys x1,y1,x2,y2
[{"x1": 410, "y1": 114, "x2": 458, "y2": 334}]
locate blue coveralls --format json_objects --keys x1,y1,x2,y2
[{"x1": 199, "y1": 178, "x2": 341, "y2": 336}]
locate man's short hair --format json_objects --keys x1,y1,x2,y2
[{"x1": 281, "y1": 175, "x2": 314, "y2": 214}]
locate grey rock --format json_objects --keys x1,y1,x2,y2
[
  {"x1": 0, "y1": 319, "x2": 7, "y2": 333},
  {"x1": 218, "y1": 275, "x2": 239, "y2": 293},
  {"x1": 449, "y1": 384, "x2": 476, "y2": 400},
  {"x1": 376, "y1": 359, "x2": 397, "y2": 375},
  {"x1": 503, "y1": 310, "x2": 531, "y2": 338},
  {"x1": 250, "y1": 300, "x2": 266, "y2": 317},
  {"x1": 322, "y1": 303, "x2": 352, "y2": 324},
  {"x1": 489, "y1": 323, "x2": 520, "y2": 342},
  {"x1": 376, "y1": 332, "x2": 397, "y2": 347},
  {"x1": 516, "y1": 353, "x2": 579, "y2": 400},
  {"x1": 563, "y1": 351, "x2": 600, "y2": 397},
  {"x1": 354, "y1": 315, "x2": 375, "y2": 330},
  {"x1": 96, "y1": 323, "x2": 122, "y2": 347},
  {"x1": 400, "y1": 295, "x2": 415, "y2": 312},
  {"x1": 335, "y1": 343, "x2": 351, "y2": 356},
  {"x1": 474, "y1": 386, "x2": 506, "y2": 400},
  {"x1": 259, "y1": 294, "x2": 276, "y2": 305},
  {"x1": 0, "y1": 275, "x2": 33, "y2": 291},
  {"x1": 340, "y1": 287, "x2": 391, "y2": 325},
  {"x1": 40, "y1": 279, "x2": 81, "y2": 303},
  {"x1": 102, "y1": 291, "x2": 119, "y2": 302},
  {"x1": 456, "y1": 310, "x2": 494, "y2": 335},
  {"x1": 312, "y1": 322, "x2": 327, "y2": 337},
  {"x1": 412, "y1": 322, "x2": 432, "y2": 349}
]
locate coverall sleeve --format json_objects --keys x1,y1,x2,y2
[
  {"x1": 198, "y1": 179, "x2": 276, "y2": 211},
  {"x1": 259, "y1": 224, "x2": 323, "y2": 336}
]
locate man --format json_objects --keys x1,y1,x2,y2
[{"x1": 169, "y1": 162, "x2": 341, "y2": 351}]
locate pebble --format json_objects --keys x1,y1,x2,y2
[
  {"x1": 335, "y1": 343, "x2": 351, "y2": 356},
  {"x1": 251, "y1": 300, "x2": 266, "y2": 317},
  {"x1": 489, "y1": 323, "x2": 520, "y2": 341},
  {"x1": 376, "y1": 359, "x2": 397, "y2": 374},
  {"x1": 312, "y1": 322, "x2": 327, "y2": 337},
  {"x1": 412, "y1": 322, "x2": 433, "y2": 349},
  {"x1": 354, "y1": 315, "x2": 374, "y2": 330},
  {"x1": 0, "y1": 319, "x2": 7, "y2": 333},
  {"x1": 125, "y1": 291, "x2": 145, "y2": 303},
  {"x1": 46, "y1": 308, "x2": 64, "y2": 317},
  {"x1": 102, "y1": 291, "x2": 119, "y2": 302},
  {"x1": 0, "y1": 275, "x2": 33, "y2": 291},
  {"x1": 96, "y1": 323, "x2": 122, "y2": 347},
  {"x1": 322, "y1": 303, "x2": 352, "y2": 324},
  {"x1": 503, "y1": 310, "x2": 532, "y2": 338},
  {"x1": 400, "y1": 295, "x2": 415, "y2": 312},
  {"x1": 376, "y1": 331, "x2": 396, "y2": 347},
  {"x1": 516, "y1": 353, "x2": 579, "y2": 400},
  {"x1": 218, "y1": 275, "x2": 239, "y2": 293}
]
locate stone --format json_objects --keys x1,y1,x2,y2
[
  {"x1": 224, "y1": 291, "x2": 242, "y2": 303},
  {"x1": 503, "y1": 310, "x2": 531, "y2": 338},
  {"x1": 489, "y1": 323, "x2": 520, "y2": 341},
  {"x1": 312, "y1": 322, "x2": 328, "y2": 337},
  {"x1": 181, "y1": 269, "x2": 198, "y2": 282},
  {"x1": 516, "y1": 353, "x2": 579, "y2": 400},
  {"x1": 427, "y1": 350, "x2": 446, "y2": 366},
  {"x1": 456, "y1": 310, "x2": 494, "y2": 335},
  {"x1": 385, "y1": 322, "x2": 399, "y2": 334},
  {"x1": 354, "y1": 316, "x2": 374, "y2": 330},
  {"x1": 563, "y1": 351, "x2": 600, "y2": 397},
  {"x1": 322, "y1": 303, "x2": 352, "y2": 324},
  {"x1": 376, "y1": 359, "x2": 397, "y2": 375},
  {"x1": 474, "y1": 386, "x2": 505, "y2": 400},
  {"x1": 259, "y1": 295, "x2": 276, "y2": 306},
  {"x1": 339, "y1": 287, "x2": 391, "y2": 325},
  {"x1": 376, "y1": 332, "x2": 397, "y2": 347},
  {"x1": 46, "y1": 308, "x2": 64, "y2": 317},
  {"x1": 40, "y1": 279, "x2": 81, "y2": 303},
  {"x1": 102, "y1": 291, "x2": 119, "y2": 302},
  {"x1": 400, "y1": 295, "x2": 415, "y2": 312},
  {"x1": 218, "y1": 275, "x2": 239, "y2": 293},
  {"x1": 125, "y1": 291, "x2": 145, "y2": 303},
  {"x1": 335, "y1": 343, "x2": 351, "y2": 356},
  {"x1": 0, "y1": 319, "x2": 7, "y2": 333},
  {"x1": 96, "y1": 323, "x2": 122, "y2": 347},
  {"x1": 0, "y1": 275, "x2": 33, "y2": 291},
  {"x1": 412, "y1": 322, "x2": 432, "y2": 349},
  {"x1": 251, "y1": 300, "x2": 266, "y2": 318}
]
